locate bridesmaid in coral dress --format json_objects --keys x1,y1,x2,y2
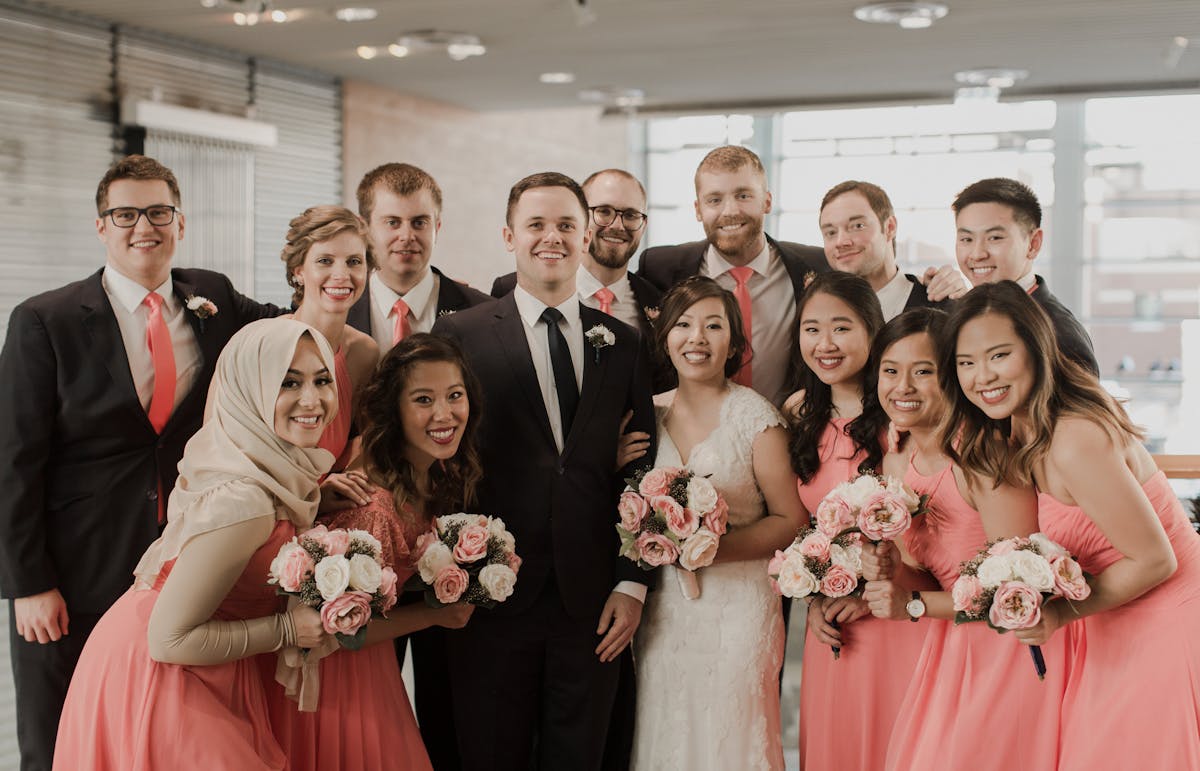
[
  {"x1": 943, "y1": 281, "x2": 1200, "y2": 770},
  {"x1": 855, "y1": 308, "x2": 1068, "y2": 771},
  {"x1": 53, "y1": 319, "x2": 338, "y2": 770},
  {"x1": 784, "y1": 273, "x2": 929, "y2": 770},
  {"x1": 268, "y1": 334, "x2": 479, "y2": 771}
]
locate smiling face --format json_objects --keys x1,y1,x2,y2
[
  {"x1": 954, "y1": 311, "x2": 1036, "y2": 421},
  {"x1": 798, "y1": 291, "x2": 872, "y2": 388},
  {"x1": 584, "y1": 172, "x2": 646, "y2": 271},
  {"x1": 505, "y1": 185, "x2": 590, "y2": 302},
  {"x1": 399, "y1": 360, "x2": 470, "y2": 470},
  {"x1": 820, "y1": 190, "x2": 897, "y2": 289},
  {"x1": 665, "y1": 295, "x2": 733, "y2": 385},
  {"x1": 292, "y1": 230, "x2": 370, "y2": 313},
  {"x1": 367, "y1": 186, "x2": 441, "y2": 294},
  {"x1": 955, "y1": 202, "x2": 1042, "y2": 286},
  {"x1": 273, "y1": 336, "x2": 336, "y2": 447},
  {"x1": 694, "y1": 165, "x2": 771, "y2": 266},
  {"x1": 878, "y1": 332, "x2": 944, "y2": 432},
  {"x1": 96, "y1": 179, "x2": 184, "y2": 289}
]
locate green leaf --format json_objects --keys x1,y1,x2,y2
[{"x1": 336, "y1": 627, "x2": 368, "y2": 651}]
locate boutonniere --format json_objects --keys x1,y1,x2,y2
[
  {"x1": 585, "y1": 324, "x2": 616, "y2": 363},
  {"x1": 437, "y1": 308, "x2": 456, "y2": 317},
  {"x1": 802, "y1": 271, "x2": 817, "y2": 290},
  {"x1": 185, "y1": 295, "x2": 218, "y2": 320},
  {"x1": 643, "y1": 306, "x2": 660, "y2": 323}
]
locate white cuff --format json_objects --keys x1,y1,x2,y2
[{"x1": 613, "y1": 580, "x2": 647, "y2": 604}]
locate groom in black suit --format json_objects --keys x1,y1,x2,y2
[
  {"x1": 0, "y1": 155, "x2": 279, "y2": 770},
  {"x1": 433, "y1": 172, "x2": 655, "y2": 771}
]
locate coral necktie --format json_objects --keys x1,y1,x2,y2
[
  {"x1": 143, "y1": 292, "x2": 176, "y2": 433},
  {"x1": 392, "y1": 298, "x2": 412, "y2": 345},
  {"x1": 727, "y1": 266, "x2": 754, "y2": 387},
  {"x1": 594, "y1": 287, "x2": 615, "y2": 316}
]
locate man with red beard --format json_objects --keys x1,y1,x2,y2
[
  {"x1": 492, "y1": 169, "x2": 662, "y2": 340},
  {"x1": 637, "y1": 146, "x2": 827, "y2": 407}
]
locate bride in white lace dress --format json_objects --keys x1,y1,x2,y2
[{"x1": 631, "y1": 278, "x2": 808, "y2": 771}]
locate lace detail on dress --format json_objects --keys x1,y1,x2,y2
[
  {"x1": 632, "y1": 383, "x2": 785, "y2": 771},
  {"x1": 321, "y1": 488, "x2": 426, "y2": 582}
]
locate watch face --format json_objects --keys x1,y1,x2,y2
[{"x1": 906, "y1": 599, "x2": 926, "y2": 618}]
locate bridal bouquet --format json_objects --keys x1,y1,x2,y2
[
  {"x1": 406, "y1": 513, "x2": 521, "y2": 609},
  {"x1": 813, "y1": 473, "x2": 928, "y2": 543},
  {"x1": 615, "y1": 466, "x2": 729, "y2": 599},
  {"x1": 268, "y1": 525, "x2": 399, "y2": 651},
  {"x1": 952, "y1": 533, "x2": 1090, "y2": 679}
]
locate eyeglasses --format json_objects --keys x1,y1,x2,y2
[
  {"x1": 589, "y1": 205, "x2": 647, "y2": 231},
  {"x1": 100, "y1": 205, "x2": 179, "y2": 228}
]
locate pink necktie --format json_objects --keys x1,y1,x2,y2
[
  {"x1": 392, "y1": 298, "x2": 411, "y2": 345},
  {"x1": 143, "y1": 292, "x2": 176, "y2": 433},
  {"x1": 594, "y1": 287, "x2": 615, "y2": 316},
  {"x1": 728, "y1": 266, "x2": 754, "y2": 387}
]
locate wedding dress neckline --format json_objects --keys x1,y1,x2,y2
[{"x1": 659, "y1": 385, "x2": 734, "y2": 466}]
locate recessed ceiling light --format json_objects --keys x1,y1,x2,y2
[
  {"x1": 388, "y1": 43, "x2": 410, "y2": 58},
  {"x1": 393, "y1": 30, "x2": 486, "y2": 61},
  {"x1": 269, "y1": 9, "x2": 288, "y2": 22},
  {"x1": 578, "y1": 86, "x2": 645, "y2": 108},
  {"x1": 356, "y1": 45, "x2": 378, "y2": 60},
  {"x1": 854, "y1": 2, "x2": 948, "y2": 29},
  {"x1": 540, "y1": 72, "x2": 576, "y2": 84},
  {"x1": 335, "y1": 7, "x2": 377, "y2": 22},
  {"x1": 954, "y1": 67, "x2": 1029, "y2": 88}
]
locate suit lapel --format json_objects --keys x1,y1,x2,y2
[
  {"x1": 166, "y1": 273, "x2": 219, "y2": 434},
  {"x1": 627, "y1": 273, "x2": 661, "y2": 337},
  {"x1": 433, "y1": 266, "x2": 467, "y2": 314},
  {"x1": 347, "y1": 281, "x2": 372, "y2": 335},
  {"x1": 562, "y1": 305, "x2": 609, "y2": 460},
  {"x1": 79, "y1": 270, "x2": 156, "y2": 434},
  {"x1": 491, "y1": 296, "x2": 557, "y2": 448}
]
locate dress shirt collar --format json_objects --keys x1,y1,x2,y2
[
  {"x1": 1015, "y1": 271, "x2": 1037, "y2": 292},
  {"x1": 704, "y1": 239, "x2": 772, "y2": 279},
  {"x1": 576, "y1": 264, "x2": 626, "y2": 299},
  {"x1": 371, "y1": 268, "x2": 435, "y2": 319},
  {"x1": 514, "y1": 285, "x2": 581, "y2": 330},
  {"x1": 103, "y1": 264, "x2": 176, "y2": 314}
]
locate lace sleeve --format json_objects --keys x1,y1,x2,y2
[{"x1": 728, "y1": 385, "x2": 787, "y2": 446}]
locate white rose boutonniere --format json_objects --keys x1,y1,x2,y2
[
  {"x1": 585, "y1": 324, "x2": 616, "y2": 363},
  {"x1": 185, "y1": 295, "x2": 218, "y2": 320}
]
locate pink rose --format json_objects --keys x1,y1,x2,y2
[
  {"x1": 815, "y1": 494, "x2": 855, "y2": 537},
  {"x1": 1050, "y1": 556, "x2": 1091, "y2": 602},
  {"x1": 988, "y1": 538, "x2": 1020, "y2": 557},
  {"x1": 952, "y1": 574, "x2": 984, "y2": 613},
  {"x1": 635, "y1": 532, "x2": 680, "y2": 567},
  {"x1": 411, "y1": 529, "x2": 439, "y2": 564},
  {"x1": 433, "y1": 565, "x2": 469, "y2": 604},
  {"x1": 378, "y1": 567, "x2": 399, "y2": 612},
  {"x1": 820, "y1": 564, "x2": 858, "y2": 598},
  {"x1": 638, "y1": 467, "x2": 677, "y2": 497},
  {"x1": 857, "y1": 492, "x2": 912, "y2": 542},
  {"x1": 706, "y1": 495, "x2": 729, "y2": 536},
  {"x1": 767, "y1": 549, "x2": 787, "y2": 577},
  {"x1": 653, "y1": 496, "x2": 698, "y2": 539},
  {"x1": 989, "y1": 581, "x2": 1042, "y2": 630},
  {"x1": 305, "y1": 525, "x2": 350, "y2": 556},
  {"x1": 453, "y1": 524, "x2": 490, "y2": 564},
  {"x1": 618, "y1": 492, "x2": 650, "y2": 533},
  {"x1": 507, "y1": 552, "x2": 523, "y2": 574},
  {"x1": 272, "y1": 543, "x2": 315, "y2": 592},
  {"x1": 320, "y1": 590, "x2": 373, "y2": 635},
  {"x1": 798, "y1": 531, "x2": 832, "y2": 562}
]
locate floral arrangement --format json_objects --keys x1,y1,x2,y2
[
  {"x1": 185, "y1": 294, "x2": 218, "y2": 319},
  {"x1": 813, "y1": 473, "x2": 928, "y2": 542},
  {"x1": 585, "y1": 324, "x2": 616, "y2": 362},
  {"x1": 768, "y1": 527, "x2": 864, "y2": 599},
  {"x1": 952, "y1": 533, "x2": 1090, "y2": 678},
  {"x1": 407, "y1": 514, "x2": 521, "y2": 609},
  {"x1": 268, "y1": 525, "x2": 399, "y2": 650}
]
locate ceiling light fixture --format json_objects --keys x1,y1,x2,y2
[
  {"x1": 387, "y1": 43, "x2": 409, "y2": 58},
  {"x1": 853, "y1": 2, "x2": 948, "y2": 29},
  {"x1": 335, "y1": 7, "x2": 378, "y2": 22},
  {"x1": 954, "y1": 67, "x2": 1029, "y2": 89},
  {"x1": 269, "y1": 9, "x2": 288, "y2": 22},
  {"x1": 540, "y1": 72, "x2": 576, "y2": 84},
  {"x1": 577, "y1": 86, "x2": 645, "y2": 109},
  {"x1": 356, "y1": 45, "x2": 378, "y2": 60},
  {"x1": 392, "y1": 30, "x2": 487, "y2": 61}
]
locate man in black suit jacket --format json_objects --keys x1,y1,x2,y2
[
  {"x1": 952, "y1": 177, "x2": 1099, "y2": 375},
  {"x1": 637, "y1": 146, "x2": 828, "y2": 407},
  {"x1": 433, "y1": 172, "x2": 655, "y2": 771},
  {"x1": 818, "y1": 180, "x2": 958, "y2": 321},
  {"x1": 0, "y1": 155, "x2": 280, "y2": 771}
]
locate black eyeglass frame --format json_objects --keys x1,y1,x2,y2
[
  {"x1": 588, "y1": 205, "x2": 648, "y2": 231},
  {"x1": 99, "y1": 205, "x2": 180, "y2": 228}
]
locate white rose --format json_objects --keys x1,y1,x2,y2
[
  {"x1": 417, "y1": 542, "x2": 455, "y2": 584},
  {"x1": 1029, "y1": 533, "x2": 1067, "y2": 560},
  {"x1": 884, "y1": 476, "x2": 921, "y2": 512},
  {"x1": 478, "y1": 564, "x2": 518, "y2": 602},
  {"x1": 776, "y1": 561, "x2": 820, "y2": 598},
  {"x1": 314, "y1": 555, "x2": 351, "y2": 601},
  {"x1": 486, "y1": 517, "x2": 516, "y2": 551},
  {"x1": 976, "y1": 553, "x2": 1016, "y2": 587},
  {"x1": 347, "y1": 553, "x2": 382, "y2": 593},
  {"x1": 268, "y1": 541, "x2": 304, "y2": 584},
  {"x1": 347, "y1": 529, "x2": 383, "y2": 557},
  {"x1": 1009, "y1": 550, "x2": 1056, "y2": 593},
  {"x1": 685, "y1": 477, "x2": 719, "y2": 516},
  {"x1": 829, "y1": 543, "x2": 861, "y2": 575},
  {"x1": 844, "y1": 475, "x2": 883, "y2": 509},
  {"x1": 678, "y1": 528, "x2": 720, "y2": 570}
]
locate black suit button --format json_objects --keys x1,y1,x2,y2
[
  {"x1": 556, "y1": 465, "x2": 565, "y2": 475},
  {"x1": 146, "y1": 489, "x2": 158, "y2": 502}
]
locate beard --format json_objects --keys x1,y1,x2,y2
[
  {"x1": 703, "y1": 215, "x2": 765, "y2": 262},
  {"x1": 589, "y1": 228, "x2": 639, "y2": 269}
]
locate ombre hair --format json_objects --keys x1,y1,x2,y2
[
  {"x1": 280, "y1": 205, "x2": 376, "y2": 307},
  {"x1": 654, "y1": 276, "x2": 748, "y2": 381},
  {"x1": 357, "y1": 333, "x2": 483, "y2": 520},
  {"x1": 939, "y1": 281, "x2": 1140, "y2": 487},
  {"x1": 785, "y1": 272, "x2": 886, "y2": 483}
]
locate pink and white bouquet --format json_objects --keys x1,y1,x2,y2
[
  {"x1": 615, "y1": 466, "x2": 728, "y2": 599},
  {"x1": 268, "y1": 524, "x2": 399, "y2": 650},
  {"x1": 813, "y1": 472, "x2": 928, "y2": 542},
  {"x1": 952, "y1": 533, "x2": 1091, "y2": 678},
  {"x1": 768, "y1": 527, "x2": 864, "y2": 600},
  {"x1": 406, "y1": 513, "x2": 521, "y2": 609}
]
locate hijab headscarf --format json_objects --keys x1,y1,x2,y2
[{"x1": 134, "y1": 319, "x2": 337, "y2": 588}]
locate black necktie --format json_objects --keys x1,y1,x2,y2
[{"x1": 540, "y1": 307, "x2": 578, "y2": 437}]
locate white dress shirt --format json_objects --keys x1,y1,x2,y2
[
  {"x1": 701, "y1": 242, "x2": 796, "y2": 407},
  {"x1": 512, "y1": 285, "x2": 646, "y2": 604},
  {"x1": 577, "y1": 265, "x2": 642, "y2": 331},
  {"x1": 876, "y1": 268, "x2": 915, "y2": 322},
  {"x1": 368, "y1": 269, "x2": 441, "y2": 352},
  {"x1": 102, "y1": 265, "x2": 201, "y2": 415},
  {"x1": 1016, "y1": 271, "x2": 1037, "y2": 292}
]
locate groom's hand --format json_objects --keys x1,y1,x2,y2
[
  {"x1": 595, "y1": 591, "x2": 643, "y2": 662},
  {"x1": 14, "y1": 588, "x2": 69, "y2": 643}
]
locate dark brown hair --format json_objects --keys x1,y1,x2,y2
[
  {"x1": 952, "y1": 177, "x2": 1042, "y2": 234},
  {"x1": 95, "y1": 155, "x2": 182, "y2": 212},
  {"x1": 654, "y1": 276, "x2": 748, "y2": 381},
  {"x1": 862, "y1": 307, "x2": 949, "y2": 438},
  {"x1": 505, "y1": 171, "x2": 588, "y2": 227},
  {"x1": 356, "y1": 162, "x2": 443, "y2": 222}
]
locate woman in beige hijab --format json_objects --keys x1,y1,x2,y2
[{"x1": 54, "y1": 319, "x2": 337, "y2": 771}]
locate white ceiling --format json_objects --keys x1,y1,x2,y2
[{"x1": 36, "y1": 0, "x2": 1200, "y2": 112}]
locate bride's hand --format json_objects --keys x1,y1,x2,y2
[{"x1": 615, "y1": 410, "x2": 651, "y2": 470}]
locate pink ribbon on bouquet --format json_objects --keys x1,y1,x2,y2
[{"x1": 274, "y1": 596, "x2": 339, "y2": 712}]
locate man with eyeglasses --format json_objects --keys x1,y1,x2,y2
[
  {"x1": 0, "y1": 154, "x2": 281, "y2": 771},
  {"x1": 491, "y1": 169, "x2": 663, "y2": 342}
]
